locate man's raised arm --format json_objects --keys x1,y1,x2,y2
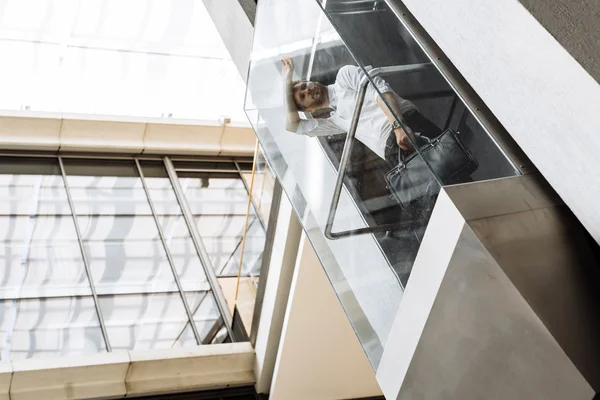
[{"x1": 281, "y1": 57, "x2": 300, "y2": 132}]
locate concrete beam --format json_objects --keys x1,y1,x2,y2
[
  {"x1": 4, "y1": 343, "x2": 254, "y2": 400},
  {"x1": 0, "y1": 114, "x2": 256, "y2": 156}
]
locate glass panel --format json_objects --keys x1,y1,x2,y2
[
  {"x1": 78, "y1": 215, "x2": 177, "y2": 294},
  {"x1": 98, "y1": 292, "x2": 190, "y2": 351},
  {"x1": 62, "y1": 159, "x2": 176, "y2": 295},
  {"x1": 172, "y1": 322, "x2": 198, "y2": 348},
  {"x1": 185, "y1": 291, "x2": 224, "y2": 344},
  {"x1": 192, "y1": 215, "x2": 248, "y2": 274},
  {"x1": 0, "y1": 174, "x2": 71, "y2": 215},
  {"x1": 140, "y1": 161, "x2": 210, "y2": 291},
  {"x1": 0, "y1": 216, "x2": 90, "y2": 299},
  {"x1": 179, "y1": 176, "x2": 252, "y2": 273},
  {"x1": 220, "y1": 219, "x2": 266, "y2": 277},
  {"x1": 181, "y1": 177, "x2": 248, "y2": 215},
  {"x1": 0, "y1": 297, "x2": 105, "y2": 361},
  {"x1": 0, "y1": 158, "x2": 91, "y2": 299},
  {"x1": 175, "y1": 167, "x2": 274, "y2": 339}
]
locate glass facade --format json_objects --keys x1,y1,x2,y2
[{"x1": 0, "y1": 155, "x2": 267, "y2": 360}]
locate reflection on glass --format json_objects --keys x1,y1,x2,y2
[
  {"x1": 0, "y1": 158, "x2": 91, "y2": 299},
  {"x1": 139, "y1": 161, "x2": 210, "y2": 292},
  {"x1": 185, "y1": 291, "x2": 224, "y2": 344},
  {"x1": 183, "y1": 178, "x2": 248, "y2": 215},
  {"x1": 192, "y1": 215, "x2": 247, "y2": 275},
  {"x1": 180, "y1": 177, "x2": 256, "y2": 276},
  {"x1": 98, "y1": 293, "x2": 190, "y2": 351},
  {"x1": 0, "y1": 297, "x2": 105, "y2": 360},
  {"x1": 177, "y1": 170, "x2": 268, "y2": 338},
  {"x1": 0, "y1": 156, "x2": 243, "y2": 358},
  {"x1": 0, "y1": 216, "x2": 91, "y2": 299},
  {"x1": 220, "y1": 219, "x2": 266, "y2": 277},
  {"x1": 62, "y1": 160, "x2": 176, "y2": 295}
]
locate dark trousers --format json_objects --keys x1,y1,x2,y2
[{"x1": 384, "y1": 110, "x2": 442, "y2": 167}]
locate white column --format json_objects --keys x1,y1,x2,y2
[
  {"x1": 253, "y1": 194, "x2": 303, "y2": 394},
  {"x1": 201, "y1": 0, "x2": 255, "y2": 82}
]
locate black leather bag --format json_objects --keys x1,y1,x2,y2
[{"x1": 384, "y1": 129, "x2": 478, "y2": 209}]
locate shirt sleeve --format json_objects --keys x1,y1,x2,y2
[
  {"x1": 335, "y1": 65, "x2": 393, "y2": 104},
  {"x1": 295, "y1": 117, "x2": 345, "y2": 137}
]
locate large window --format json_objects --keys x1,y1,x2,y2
[{"x1": 0, "y1": 155, "x2": 265, "y2": 360}]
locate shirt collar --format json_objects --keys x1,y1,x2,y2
[{"x1": 327, "y1": 85, "x2": 337, "y2": 110}]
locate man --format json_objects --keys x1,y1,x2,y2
[{"x1": 281, "y1": 57, "x2": 441, "y2": 165}]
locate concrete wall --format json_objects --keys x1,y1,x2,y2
[
  {"x1": 201, "y1": 0, "x2": 255, "y2": 83},
  {"x1": 0, "y1": 343, "x2": 254, "y2": 400},
  {"x1": 519, "y1": 0, "x2": 600, "y2": 83},
  {"x1": 389, "y1": 0, "x2": 600, "y2": 244}
]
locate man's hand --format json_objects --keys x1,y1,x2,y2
[
  {"x1": 394, "y1": 126, "x2": 414, "y2": 152},
  {"x1": 281, "y1": 57, "x2": 294, "y2": 81}
]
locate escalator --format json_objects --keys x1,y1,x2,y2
[
  {"x1": 244, "y1": 0, "x2": 600, "y2": 397},
  {"x1": 245, "y1": 0, "x2": 524, "y2": 367}
]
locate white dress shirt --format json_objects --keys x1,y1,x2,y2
[{"x1": 295, "y1": 65, "x2": 416, "y2": 159}]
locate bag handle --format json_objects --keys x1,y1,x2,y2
[{"x1": 399, "y1": 131, "x2": 428, "y2": 165}]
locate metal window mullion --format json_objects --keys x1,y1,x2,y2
[
  {"x1": 57, "y1": 156, "x2": 112, "y2": 352},
  {"x1": 163, "y1": 156, "x2": 235, "y2": 339},
  {"x1": 249, "y1": 179, "x2": 282, "y2": 346},
  {"x1": 233, "y1": 160, "x2": 266, "y2": 232},
  {"x1": 134, "y1": 158, "x2": 203, "y2": 346}
]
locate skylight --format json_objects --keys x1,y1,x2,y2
[{"x1": 0, "y1": 0, "x2": 248, "y2": 124}]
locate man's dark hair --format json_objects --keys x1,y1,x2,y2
[{"x1": 291, "y1": 80, "x2": 308, "y2": 110}]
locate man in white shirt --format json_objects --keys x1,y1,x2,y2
[{"x1": 281, "y1": 57, "x2": 441, "y2": 165}]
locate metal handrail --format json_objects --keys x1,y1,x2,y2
[
  {"x1": 326, "y1": 1, "x2": 386, "y2": 15},
  {"x1": 324, "y1": 62, "x2": 434, "y2": 239}
]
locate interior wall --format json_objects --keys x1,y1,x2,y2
[
  {"x1": 518, "y1": 0, "x2": 600, "y2": 83},
  {"x1": 269, "y1": 234, "x2": 382, "y2": 400},
  {"x1": 390, "y1": 0, "x2": 600, "y2": 245}
]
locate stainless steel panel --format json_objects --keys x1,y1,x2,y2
[
  {"x1": 469, "y1": 206, "x2": 600, "y2": 391},
  {"x1": 397, "y1": 225, "x2": 594, "y2": 400},
  {"x1": 378, "y1": 176, "x2": 599, "y2": 399}
]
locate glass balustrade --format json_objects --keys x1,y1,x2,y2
[{"x1": 245, "y1": 0, "x2": 520, "y2": 367}]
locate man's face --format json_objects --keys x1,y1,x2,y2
[{"x1": 293, "y1": 81, "x2": 327, "y2": 112}]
